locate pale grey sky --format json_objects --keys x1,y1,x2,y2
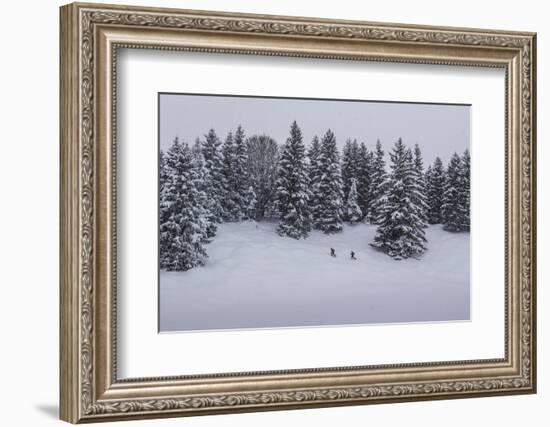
[{"x1": 159, "y1": 93, "x2": 470, "y2": 164}]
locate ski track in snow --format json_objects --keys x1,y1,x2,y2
[{"x1": 160, "y1": 222, "x2": 470, "y2": 332}]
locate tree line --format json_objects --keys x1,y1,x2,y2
[{"x1": 160, "y1": 120, "x2": 470, "y2": 270}]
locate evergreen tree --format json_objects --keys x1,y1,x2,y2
[
  {"x1": 221, "y1": 125, "x2": 250, "y2": 221},
  {"x1": 160, "y1": 139, "x2": 209, "y2": 271},
  {"x1": 307, "y1": 135, "x2": 323, "y2": 229},
  {"x1": 350, "y1": 139, "x2": 361, "y2": 185},
  {"x1": 371, "y1": 138, "x2": 427, "y2": 259},
  {"x1": 413, "y1": 143, "x2": 429, "y2": 226},
  {"x1": 425, "y1": 164, "x2": 432, "y2": 195},
  {"x1": 159, "y1": 145, "x2": 172, "y2": 262},
  {"x1": 341, "y1": 139, "x2": 352, "y2": 195},
  {"x1": 345, "y1": 178, "x2": 362, "y2": 224},
  {"x1": 356, "y1": 142, "x2": 373, "y2": 220},
  {"x1": 442, "y1": 152, "x2": 468, "y2": 231},
  {"x1": 317, "y1": 129, "x2": 344, "y2": 233},
  {"x1": 221, "y1": 131, "x2": 237, "y2": 220},
  {"x1": 159, "y1": 149, "x2": 168, "y2": 195},
  {"x1": 232, "y1": 125, "x2": 250, "y2": 219},
  {"x1": 200, "y1": 129, "x2": 225, "y2": 222},
  {"x1": 426, "y1": 157, "x2": 446, "y2": 224},
  {"x1": 191, "y1": 139, "x2": 217, "y2": 238},
  {"x1": 275, "y1": 121, "x2": 312, "y2": 239},
  {"x1": 341, "y1": 139, "x2": 359, "y2": 202},
  {"x1": 459, "y1": 149, "x2": 471, "y2": 231},
  {"x1": 307, "y1": 136, "x2": 322, "y2": 183},
  {"x1": 367, "y1": 140, "x2": 388, "y2": 224},
  {"x1": 159, "y1": 149, "x2": 170, "y2": 242},
  {"x1": 246, "y1": 134, "x2": 279, "y2": 220},
  {"x1": 244, "y1": 185, "x2": 257, "y2": 220}
]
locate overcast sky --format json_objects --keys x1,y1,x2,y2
[{"x1": 159, "y1": 93, "x2": 470, "y2": 164}]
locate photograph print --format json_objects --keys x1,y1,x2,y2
[{"x1": 159, "y1": 93, "x2": 471, "y2": 332}]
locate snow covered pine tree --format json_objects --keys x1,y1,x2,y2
[
  {"x1": 244, "y1": 185, "x2": 257, "y2": 220},
  {"x1": 200, "y1": 128, "x2": 225, "y2": 222},
  {"x1": 307, "y1": 135, "x2": 323, "y2": 229},
  {"x1": 442, "y1": 152, "x2": 469, "y2": 232},
  {"x1": 159, "y1": 147, "x2": 170, "y2": 261},
  {"x1": 317, "y1": 129, "x2": 344, "y2": 233},
  {"x1": 159, "y1": 149, "x2": 168, "y2": 195},
  {"x1": 221, "y1": 125, "x2": 251, "y2": 222},
  {"x1": 367, "y1": 140, "x2": 389, "y2": 224},
  {"x1": 232, "y1": 126, "x2": 250, "y2": 221},
  {"x1": 413, "y1": 143, "x2": 429, "y2": 226},
  {"x1": 341, "y1": 138, "x2": 359, "y2": 204},
  {"x1": 160, "y1": 138, "x2": 210, "y2": 271},
  {"x1": 221, "y1": 131, "x2": 236, "y2": 220},
  {"x1": 345, "y1": 178, "x2": 362, "y2": 224},
  {"x1": 356, "y1": 142, "x2": 373, "y2": 220},
  {"x1": 275, "y1": 121, "x2": 312, "y2": 239},
  {"x1": 191, "y1": 140, "x2": 217, "y2": 238},
  {"x1": 459, "y1": 149, "x2": 471, "y2": 231},
  {"x1": 371, "y1": 138, "x2": 427, "y2": 259},
  {"x1": 425, "y1": 156, "x2": 446, "y2": 224}
]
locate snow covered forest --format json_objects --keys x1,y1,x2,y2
[{"x1": 159, "y1": 120, "x2": 470, "y2": 271}]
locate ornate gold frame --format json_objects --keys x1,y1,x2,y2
[{"x1": 60, "y1": 2, "x2": 537, "y2": 423}]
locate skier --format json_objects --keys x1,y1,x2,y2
[
  {"x1": 330, "y1": 248, "x2": 336, "y2": 257},
  {"x1": 350, "y1": 250, "x2": 357, "y2": 260}
]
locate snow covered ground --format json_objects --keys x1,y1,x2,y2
[{"x1": 160, "y1": 222, "x2": 470, "y2": 332}]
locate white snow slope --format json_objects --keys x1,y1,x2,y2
[{"x1": 160, "y1": 222, "x2": 470, "y2": 332}]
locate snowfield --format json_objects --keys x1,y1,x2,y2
[{"x1": 160, "y1": 221, "x2": 470, "y2": 332}]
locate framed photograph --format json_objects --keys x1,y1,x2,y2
[{"x1": 60, "y1": 2, "x2": 537, "y2": 423}]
